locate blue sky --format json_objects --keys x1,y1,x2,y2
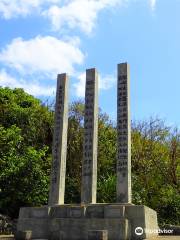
[{"x1": 0, "y1": 0, "x2": 180, "y2": 126}]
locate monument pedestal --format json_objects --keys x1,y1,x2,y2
[{"x1": 17, "y1": 204, "x2": 158, "y2": 240}]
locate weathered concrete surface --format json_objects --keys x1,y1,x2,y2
[
  {"x1": 17, "y1": 218, "x2": 48, "y2": 239},
  {"x1": 0, "y1": 236, "x2": 14, "y2": 240},
  {"x1": 125, "y1": 205, "x2": 158, "y2": 240},
  {"x1": 104, "y1": 205, "x2": 125, "y2": 218},
  {"x1": 88, "y1": 230, "x2": 108, "y2": 240},
  {"x1": 48, "y1": 73, "x2": 69, "y2": 206},
  {"x1": 18, "y1": 206, "x2": 50, "y2": 219},
  {"x1": 17, "y1": 207, "x2": 49, "y2": 239},
  {"x1": 86, "y1": 205, "x2": 104, "y2": 218},
  {"x1": 49, "y1": 218, "x2": 130, "y2": 240},
  {"x1": 117, "y1": 63, "x2": 131, "y2": 203},
  {"x1": 16, "y1": 204, "x2": 159, "y2": 239},
  {"x1": 14, "y1": 230, "x2": 32, "y2": 240},
  {"x1": 81, "y1": 68, "x2": 98, "y2": 204}
]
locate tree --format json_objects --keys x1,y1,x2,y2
[
  {"x1": 0, "y1": 87, "x2": 53, "y2": 150},
  {"x1": 131, "y1": 118, "x2": 180, "y2": 225},
  {"x1": 0, "y1": 87, "x2": 179, "y2": 225},
  {"x1": 0, "y1": 87, "x2": 53, "y2": 217},
  {"x1": 0, "y1": 125, "x2": 50, "y2": 217}
]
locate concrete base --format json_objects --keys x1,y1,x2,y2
[
  {"x1": 16, "y1": 204, "x2": 158, "y2": 240},
  {"x1": 14, "y1": 231, "x2": 32, "y2": 240},
  {"x1": 88, "y1": 230, "x2": 108, "y2": 240}
]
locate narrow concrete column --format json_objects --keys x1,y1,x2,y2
[
  {"x1": 81, "y1": 68, "x2": 98, "y2": 204},
  {"x1": 116, "y1": 63, "x2": 132, "y2": 203},
  {"x1": 48, "y1": 73, "x2": 69, "y2": 205}
]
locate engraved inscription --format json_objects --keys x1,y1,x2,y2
[
  {"x1": 81, "y1": 69, "x2": 98, "y2": 204},
  {"x1": 52, "y1": 84, "x2": 64, "y2": 183},
  {"x1": 48, "y1": 73, "x2": 69, "y2": 205},
  {"x1": 83, "y1": 77, "x2": 95, "y2": 176},
  {"x1": 117, "y1": 74, "x2": 128, "y2": 173},
  {"x1": 116, "y1": 63, "x2": 131, "y2": 203}
]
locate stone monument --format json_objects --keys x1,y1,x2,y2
[
  {"x1": 117, "y1": 63, "x2": 131, "y2": 203},
  {"x1": 49, "y1": 73, "x2": 69, "y2": 206},
  {"x1": 82, "y1": 68, "x2": 98, "y2": 204},
  {"x1": 16, "y1": 63, "x2": 159, "y2": 240}
]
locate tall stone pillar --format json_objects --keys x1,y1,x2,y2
[
  {"x1": 116, "y1": 63, "x2": 132, "y2": 203},
  {"x1": 81, "y1": 68, "x2": 98, "y2": 204},
  {"x1": 48, "y1": 73, "x2": 69, "y2": 206}
]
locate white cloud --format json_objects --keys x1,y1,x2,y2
[
  {"x1": 149, "y1": 0, "x2": 156, "y2": 11},
  {"x1": 0, "y1": 0, "x2": 157, "y2": 97},
  {"x1": 0, "y1": 0, "x2": 121, "y2": 24},
  {"x1": 0, "y1": 35, "x2": 85, "y2": 76},
  {"x1": 0, "y1": 69, "x2": 55, "y2": 96},
  {"x1": 0, "y1": 1, "x2": 157, "y2": 33},
  {"x1": 99, "y1": 74, "x2": 116, "y2": 90},
  {"x1": 0, "y1": 0, "x2": 59, "y2": 19},
  {"x1": 43, "y1": 0, "x2": 121, "y2": 34},
  {"x1": 74, "y1": 72, "x2": 86, "y2": 97},
  {"x1": 73, "y1": 71, "x2": 116, "y2": 97}
]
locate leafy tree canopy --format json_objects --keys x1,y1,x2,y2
[{"x1": 0, "y1": 87, "x2": 179, "y2": 225}]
